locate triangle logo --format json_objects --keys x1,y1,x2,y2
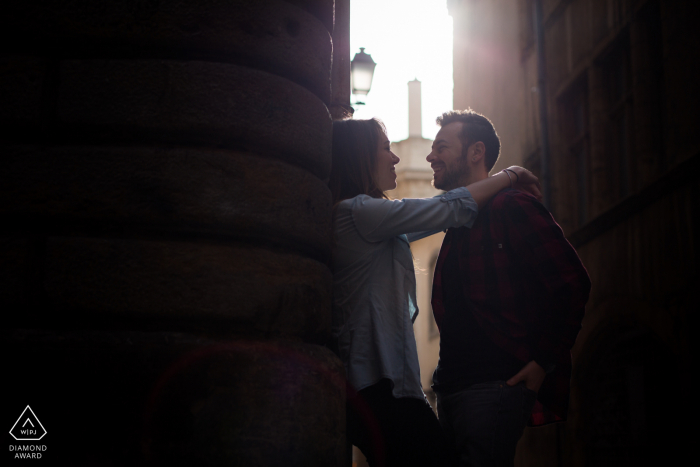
[{"x1": 9, "y1": 406, "x2": 47, "y2": 441}]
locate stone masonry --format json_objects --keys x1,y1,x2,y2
[{"x1": 0, "y1": 1, "x2": 346, "y2": 465}]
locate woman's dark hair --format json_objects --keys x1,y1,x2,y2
[{"x1": 329, "y1": 118, "x2": 388, "y2": 206}]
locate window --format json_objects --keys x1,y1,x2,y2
[
  {"x1": 560, "y1": 78, "x2": 590, "y2": 228},
  {"x1": 601, "y1": 37, "x2": 633, "y2": 201}
]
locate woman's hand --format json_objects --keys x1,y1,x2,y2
[
  {"x1": 504, "y1": 166, "x2": 542, "y2": 201},
  {"x1": 467, "y1": 166, "x2": 542, "y2": 208}
]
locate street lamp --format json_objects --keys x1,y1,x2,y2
[{"x1": 351, "y1": 48, "x2": 376, "y2": 105}]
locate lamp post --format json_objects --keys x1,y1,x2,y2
[{"x1": 351, "y1": 47, "x2": 376, "y2": 105}]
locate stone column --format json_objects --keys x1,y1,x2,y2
[
  {"x1": 0, "y1": 1, "x2": 345, "y2": 465},
  {"x1": 330, "y1": 0, "x2": 354, "y2": 120},
  {"x1": 408, "y1": 79, "x2": 422, "y2": 138}
]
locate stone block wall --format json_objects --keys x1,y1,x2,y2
[{"x1": 1, "y1": 1, "x2": 345, "y2": 465}]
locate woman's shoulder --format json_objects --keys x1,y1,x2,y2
[
  {"x1": 333, "y1": 195, "x2": 395, "y2": 244},
  {"x1": 333, "y1": 195, "x2": 371, "y2": 229}
]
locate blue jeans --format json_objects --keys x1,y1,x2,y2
[{"x1": 436, "y1": 381, "x2": 537, "y2": 467}]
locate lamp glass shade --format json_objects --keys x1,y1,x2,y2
[{"x1": 351, "y1": 48, "x2": 376, "y2": 96}]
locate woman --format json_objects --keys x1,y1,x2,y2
[{"x1": 330, "y1": 118, "x2": 539, "y2": 467}]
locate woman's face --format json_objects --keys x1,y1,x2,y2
[{"x1": 373, "y1": 130, "x2": 400, "y2": 192}]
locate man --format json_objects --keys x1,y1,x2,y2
[{"x1": 427, "y1": 109, "x2": 591, "y2": 466}]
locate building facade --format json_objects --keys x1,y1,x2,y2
[{"x1": 449, "y1": 0, "x2": 695, "y2": 465}]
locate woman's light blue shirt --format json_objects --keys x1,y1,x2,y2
[{"x1": 332, "y1": 187, "x2": 478, "y2": 400}]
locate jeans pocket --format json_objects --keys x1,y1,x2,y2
[{"x1": 516, "y1": 380, "x2": 536, "y2": 395}]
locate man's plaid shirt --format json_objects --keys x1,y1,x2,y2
[{"x1": 431, "y1": 189, "x2": 591, "y2": 426}]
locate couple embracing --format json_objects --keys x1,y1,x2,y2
[{"x1": 330, "y1": 110, "x2": 591, "y2": 467}]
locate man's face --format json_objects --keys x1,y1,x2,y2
[{"x1": 427, "y1": 122, "x2": 470, "y2": 191}]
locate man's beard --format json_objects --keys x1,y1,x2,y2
[{"x1": 433, "y1": 155, "x2": 471, "y2": 191}]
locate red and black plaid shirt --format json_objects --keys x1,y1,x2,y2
[{"x1": 432, "y1": 189, "x2": 591, "y2": 426}]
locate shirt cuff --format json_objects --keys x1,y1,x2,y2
[
  {"x1": 440, "y1": 187, "x2": 473, "y2": 201},
  {"x1": 406, "y1": 229, "x2": 443, "y2": 243},
  {"x1": 440, "y1": 187, "x2": 478, "y2": 229}
]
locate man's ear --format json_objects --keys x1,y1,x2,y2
[{"x1": 469, "y1": 141, "x2": 486, "y2": 163}]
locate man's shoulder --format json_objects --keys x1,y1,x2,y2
[{"x1": 491, "y1": 189, "x2": 542, "y2": 212}]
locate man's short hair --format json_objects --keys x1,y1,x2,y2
[{"x1": 436, "y1": 109, "x2": 501, "y2": 171}]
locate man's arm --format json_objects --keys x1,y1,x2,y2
[{"x1": 498, "y1": 192, "x2": 591, "y2": 391}]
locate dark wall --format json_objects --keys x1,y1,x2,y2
[
  {"x1": 1, "y1": 1, "x2": 346, "y2": 465},
  {"x1": 516, "y1": 0, "x2": 697, "y2": 466}
]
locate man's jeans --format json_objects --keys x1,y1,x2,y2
[{"x1": 436, "y1": 381, "x2": 537, "y2": 467}]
